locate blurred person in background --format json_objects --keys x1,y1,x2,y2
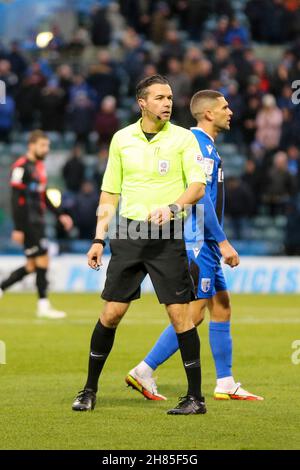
[
  {"x1": 62, "y1": 145, "x2": 86, "y2": 194},
  {"x1": 255, "y1": 94, "x2": 283, "y2": 152},
  {"x1": 263, "y1": 151, "x2": 298, "y2": 215},
  {"x1": 0, "y1": 130, "x2": 73, "y2": 318},
  {"x1": 95, "y1": 95, "x2": 119, "y2": 146}
]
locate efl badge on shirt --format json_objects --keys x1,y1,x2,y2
[
  {"x1": 158, "y1": 159, "x2": 170, "y2": 175},
  {"x1": 204, "y1": 158, "x2": 214, "y2": 176},
  {"x1": 201, "y1": 278, "x2": 211, "y2": 293}
]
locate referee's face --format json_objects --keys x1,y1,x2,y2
[
  {"x1": 140, "y1": 84, "x2": 173, "y2": 122},
  {"x1": 213, "y1": 97, "x2": 233, "y2": 131},
  {"x1": 31, "y1": 138, "x2": 50, "y2": 160}
]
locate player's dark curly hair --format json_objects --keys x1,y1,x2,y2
[
  {"x1": 28, "y1": 129, "x2": 49, "y2": 144},
  {"x1": 136, "y1": 74, "x2": 170, "y2": 99}
]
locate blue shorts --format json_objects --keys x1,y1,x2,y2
[{"x1": 186, "y1": 240, "x2": 227, "y2": 299}]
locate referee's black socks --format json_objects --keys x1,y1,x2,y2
[
  {"x1": 0, "y1": 266, "x2": 30, "y2": 291},
  {"x1": 85, "y1": 321, "x2": 116, "y2": 392},
  {"x1": 177, "y1": 327, "x2": 202, "y2": 399}
]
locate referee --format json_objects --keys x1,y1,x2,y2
[{"x1": 72, "y1": 75, "x2": 207, "y2": 415}]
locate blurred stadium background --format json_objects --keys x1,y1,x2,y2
[{"x1": 1, "y1": 0, "x2": 300, "y2": 294}]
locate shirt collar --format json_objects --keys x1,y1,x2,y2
[
  {"x1": 133, "y1": 118, "x2": 171, "y2": 140},
  {"x1": 190, "y1": 126, "x2": 215, "y2": 143}
]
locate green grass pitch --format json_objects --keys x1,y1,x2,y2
[{"x1": 0, "y1": 293, "x2": 299, "y2": 450}]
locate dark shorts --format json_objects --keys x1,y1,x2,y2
[
  {"x1": 24, "y1": 224, "x2": 48, "y2": 258},
  {"x1": 102, "y1": 218, "x2": 195, "y2": 304}
]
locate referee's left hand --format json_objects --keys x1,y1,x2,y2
[
  {"x1": 147, "y1": 206, "x2": 172, "y2": 225},
  {"x1": 87, "y1": 244, "x2": 103, "y2": 270}
]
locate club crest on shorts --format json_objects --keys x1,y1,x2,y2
[
  {"x1": 158, "y1": 160, "x2": 170, "y2": 175},
  {"x1": 201, "y1": 278, "x2": 211, "y2": 293}
]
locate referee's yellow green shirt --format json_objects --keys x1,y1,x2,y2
[{"x1": 101, "y1": 119, "x2": 206, "y2": 220}]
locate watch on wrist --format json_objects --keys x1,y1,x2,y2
[{"x1": 168, "y1": 204, "x2": 182, "y2": 217}]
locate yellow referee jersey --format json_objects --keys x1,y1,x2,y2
[{"x1": 101, "y1": 119, "x2": 206, "y2": 220}]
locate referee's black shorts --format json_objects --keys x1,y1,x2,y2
[
  {"x1": 102, "y1": 217, "x2": 195, "y2": 304},
  {"x1": 24, "y1": 223, "x2": 48, "y2": 258}
]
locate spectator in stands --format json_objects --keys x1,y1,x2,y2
[
  {"x1": 149, "y1": 1, "x2": 171, "y2": 44},
  {"x1": 279, "y1": 108, "x2": 300, "y2": 150},
  {"x1": 87, "y1": 50, "x2": 120, "y2": 105},
  {"x1": 223, "y1": 80, "x2": 244, "y2": 146},
  {"x1": 271, "y1": 63, "x2": 290, "y2": 96},
  {"x1": 213, "y1": 16, "x2": 230, "y2": 45},
  {"x1": 72, "y1": 180, "x2": 99, "y2": 239},
  {"x1": 90, "y1": 5, "x2": 111, "y2": 46},
  {"x1": 7, "y1": 41, "x2": 28, "y2": 80},
  {"x1": 255, "y1": 94, "x2": 283, "y2": 151},
  {"x1": 225, "y1": 176, "x2": 256, "y2": 239},
  {"x1": 39, "y1": 79, "x2": 66, "y2": 132},
  {"x1": 224, "y1": 17, "x2": 250, "y2": 46},
  {"x1": 263, "y1": 151, "x2": 297, "y2": 215},
  {"x1": 62, "y1": 145, "x2": 86, "y2": 193},
  {"x1": 95, "y1": 95, "x2": 119, "y2": 146},
  {"x1": 0, "y1": 94, "x2": 15, "y2": 143},
  {"x1": 15, "y1": 72, "x2": 43, "y2": 131},
  {"x1": 253, "y1": 60, "x2": 270, "y2": 93},
  {"x1": 68, "y1": 92, "x2": 95, "y2": 150},
  {"x1": 69, "y1": 73, "x2": 95, "y2": 105},
  {"x1": 0, "y1": 59, "x2": 19, "y2": 97},
  {"x1": 122, "y1": 27, "x2": 147, "y2": 94},
  {"x1": 166, "y1": 57, "x2": 191, "y2": 126},
  {"x1": 243, "y1": 96, "x2": 260, "y2": 145},
  {"x1": 286, "y1": 145, "x2": 300, "y2": 189},
  {"x1": 48, "y1": 24, "x2": 65, "y2": 51},
  {"x1": 245, "y1": 0, "x2": 266, "y2": 42},
  {"x1": 191, "y1": 58, "x2": 213, "y2": 96},
  {"x1": 241, "y1": 159, "x2": 263, "y2": 212},
  {"x1": 56, "y1": 64, "x2": 73, "y2": 106},
  {"x1": 159, "y1": 29, "x2": 185, "y2": 73}
]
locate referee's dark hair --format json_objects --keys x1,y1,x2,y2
[
  {"x1": 28, "y1": 129, "x2": 49, "y2": 144},
  {"x1": 190, "y1": 90, "x2": 224, "y2": 120},
  {"x1": 136, "y1": 74, "x2": 170, "y2": 99}
]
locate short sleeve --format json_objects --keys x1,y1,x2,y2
[
  {"x1": 101, "y1": 134, "x2": 123, "y2": 193},
  {"x1": 181, "y1": 132, "x2": 206, "y2": 186}
]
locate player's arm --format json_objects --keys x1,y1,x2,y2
[
  {"x1": 203, "y1": 189, "x2": 239, "y2": 267},
  {"x1": 10, "y1": 162, "x2": 28, "y2": 243},
  {"x1": 87, "y1": 134, "x2": 122, "y2": 269},
  {"x1": 11, "y1": 187, "x2": 27, "y2": 244},
  {"x1": 45, "y1": 191, "x2": 73, "y2": 232}
]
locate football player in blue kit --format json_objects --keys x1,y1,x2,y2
[{"x1": 126, "y1": 90, "x2": 264, "y2": 401}]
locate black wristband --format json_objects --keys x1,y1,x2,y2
[{"x1": 92, "y1": 239, "x2": 106, "y2": 247}]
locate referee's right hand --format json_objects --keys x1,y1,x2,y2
[{"x1": 87, "y1": 244, "x2": 103, "y2": 270}]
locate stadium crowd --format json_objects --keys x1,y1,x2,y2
[{"x1": 0, "y1": 0, "x2": 300, "y2": 248}]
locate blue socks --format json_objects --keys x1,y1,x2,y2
[
  {"x1": 209, "y1": 321, "x2": 232, "y2": 379},
  {"x1": 144, "y1": 324, "x2": 178, "y2": 370},
  {"x1": 144, "y1": 321, "x2": 232, "y2": 380}
]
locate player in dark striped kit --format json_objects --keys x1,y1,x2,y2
[{"x1": 0, "y1": 130, "x2": 73, "y2": 318}]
